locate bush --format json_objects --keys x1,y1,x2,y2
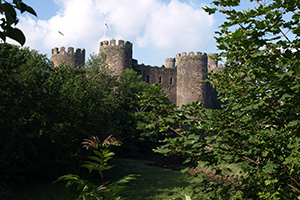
[
  {"x1": 138, "y1": 0, "x2": 300, "y2": 198},
  {"x1": 0, "y1": 45, "x2": 151, "y2": 186}
]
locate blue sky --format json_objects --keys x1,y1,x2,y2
[{"x1": 16, "y1": 0, "x2": 225, "y2": 66}]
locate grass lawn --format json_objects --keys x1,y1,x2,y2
[
  {"x1": 7, "y1": 154, "x2": 201, "y2": 200},
  {"x1": 110, "y1": 157, "x2": 200, "y2": 199},
  {"x1": 6, "y1": 182, "x2": 78, "y2": 200}
]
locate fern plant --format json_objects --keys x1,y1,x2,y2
[{"x1": 55, "y1": 135, "x2": 137, "y2": 200}]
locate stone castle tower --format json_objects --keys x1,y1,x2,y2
[
  {"x1": 51, "y1": 47, "x2": 85, "y2": 67},
  {"x1": 176, "y1": 52, "x2": 208, "y2": 108},
  {"x1": 51, "y1": 39, "x2": 223, "y2": 108},
  {"x1": 99, "y1": 40, "x2": 132, "y2": 75}
]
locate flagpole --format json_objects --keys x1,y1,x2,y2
[
  {"x1": 104, "y1": 23, "x2": 106, "y2": 38},
  {"x1": 104, "y1": 22, "x2": 109, "y2": 39},
  {"x1": 58, "y1": 30, "x2": 64, "y2": 47},
  {"x1": 104, "y1": 26, "x2": 106, "y2": 38}
]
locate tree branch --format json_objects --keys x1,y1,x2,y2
[
  {"x1": 219, "y1": 147, "x2": 260, "y2": 166},
  {"x1": 287, "y1": 183, "x2": 300, "y2": 194},
  {"x1": 169, "y1": 126, "x2": 184, "y2": 137}
]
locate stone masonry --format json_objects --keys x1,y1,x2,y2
[
  {"x1": 51, "y1": 39, "x2": 223, "y2": 108},
  {"x1": 52, "y1": 47, "x2": 85, "y2": 67}
]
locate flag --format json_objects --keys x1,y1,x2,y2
[
  {"x1": 105, "y1": 23, "x2": 109, "y2": 29},
  {"x1": 58, "y1": 31, "x2": 64, "y2": 36}
]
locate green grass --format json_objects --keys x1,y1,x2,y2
[
  {"x1": 110, "y1": 157, "x2": 200, "y2": 200},
  {"x1": 7, "y1": 181, "x2": 78, "y2": 200},
  {"x1": 7, "y1": 154, "x2": 201, "y2": 200}
]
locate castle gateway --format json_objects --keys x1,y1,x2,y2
[{"x1": 52, "y1": 39, "x2": 223, "y2": 108}]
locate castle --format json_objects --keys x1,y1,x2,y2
[{"x1": 51, "y1": 39, "x2": 223, "y2": 108}]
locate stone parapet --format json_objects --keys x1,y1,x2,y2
[{"x1": 51, "y1": 47, "x2": 85, "y2": 67}]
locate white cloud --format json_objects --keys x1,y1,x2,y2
[
  {"x1": 16, "y1": 0, "x2": 216, "y2": 66},
  {"x1": 137, "y1": 0, "x2": 214, "y2": 50},
  {"x1": 94, "y1": 0, "x2": 161, "y2": 40}
]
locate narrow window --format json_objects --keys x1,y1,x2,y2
[
  {"x1": 146, "y1": 75, "x2": 150, "y2": 83},
  {"x1": 159, "y1": 76, "x2": 162, "y2": 84},
  {"x1": 170, "y1": 77, "x2": 173, "y2": 84}
]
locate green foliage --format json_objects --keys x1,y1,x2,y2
[
  {"x1": 115, "y1": 69, "x2": 149, "y2": 153},
  {"x1": 0, "y1": 46, "x2": 152, "y2": 186},
  {"x1": 9, "y1": 156, "x2": 203, "y2": 200},
  {"x1": 0, "y1": 0, "x2": 37, "y2": 45},
  {"x1": 85, "y1": 53, "x2": 152, "y2": 153},
  {"x1": 85, "y1": 53, "x2": 108, "y2": 71},
  {"x1": 35, "y1": 63, "x2": 120, "y2": 180},
  {"x1": 138, "y1": 0, "x2": 300, "y2": 199},
  {"x1": 137, "y1": 83, "x2": 177, "y2": 143},
  {"x1": 81, "y1": 136, "x2": 122, "y2": 178},
  {"x1": 0, "y1": 43, "x2": 52, "y2": 181},
  {"x1": 85, "y1": 54, "x2": 150, "y2": 153},
  {"x1": 55, "y1": 135, "x2": 137, "y2": 200}
]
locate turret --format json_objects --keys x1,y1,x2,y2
[
  {"x1": 99, "y1": 39, "x2": 132, "y2": 76},
  {"x1": 207, "y1": 53, "x2": 218, "y2": 72},
  {"x1": 165, "y1": 58, "x2": 175, "y2": 68},
  {"x1": 176, "y1": 51, "x2": 208, "y2": 108},
  {"x1": 51, "y1": 47, "x2": 85, "y2": 67}
]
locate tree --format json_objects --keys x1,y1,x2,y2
[
  {"x1": 0, "y1": 0, "x2": 37, "y2": 45},
  {"x1": 85, "y1": 52, "x2": 108, "y2": 70},
  {"x1": 0, "y1": 45, "x2": 119, "y2": 185},
  {"x1": 138, "y1": 0, "x2": 300, "y2": 199},
  {"x1": 85, "y1": 53, "x2": 151, "y2": 153},
  {"x1": 0, "y1": 43, "x2": 52, "y2": 182},
  {"x1": 115, "y1": 69, "x2": 149, "y2": 153}
]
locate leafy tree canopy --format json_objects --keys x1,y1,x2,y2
[
  {"x1": 0, "y1": 0, "x2": 37, "y2": 45},
  {"x1": 138, "y1": 0, "x2": 300, "y2": 199},
  {"x1": 0, "y1": 46, "x2": 152, "y2": 186}
]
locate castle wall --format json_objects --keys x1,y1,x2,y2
[
  {"x1": 133, "y1": 64, "x2": 177, "y2": 104},
  {"x1": 51, "y1": 39, "x2": 222, "y2": 109},
  {"x1": 208, "y1": 53, "x2": 218, "y2": 72},
  {"x1": 176, "y1": 52, "x2": 209, "y2": 108},
  {"x1": 99, "y1": 39, "x2": 132, "y2": 76},
  {"x1": 51, "y1": 47, "x2": 85, "y2": 67},
  {"x1": 100, "y1": 40, "x2": 221, "y2": 108},
  {"x1": 207, "y1": 53, "x2": 223, "y2": 109}
]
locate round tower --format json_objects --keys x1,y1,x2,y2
[
  {"x1": 207, "y1": 53, "x2": 218, "y2": 72},
  {"x1": 51, "y1": 47, "x2": 85, "y2": 67},
  {"x1": 99, "y1": 39, "x2": 132, "y2": 76},
  {"x1": 165, "y1": 58, "x2": 175, "y2": 68},
  {"x1": 176, "y1": 52, "x2": 208, "y2": 108}
]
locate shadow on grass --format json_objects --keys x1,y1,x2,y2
[
  {"x1": 6, "y1": 181, "x2": 78, "y2": 200},
  {"x1": 108, "y1": 156, "x2": 200, "y2": 200},
  {"x1": 6, "y1": 154, "x2": 199, "y2": 200}
]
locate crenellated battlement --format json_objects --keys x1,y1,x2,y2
[
  {"x1": 207, "y1": 53, "x2": 223, "y2": 72},
  {"x1": 75, "y1": 48, "x2": 86, "y2": 55},
  {"x1": 52, "y1": 47, "x2": 85, "y2": 56},
  {"x1": 51, "y1": 46, "x2": 85, "y2": 68},
  {"x1": 176, "y1": 51, "x2": 207, "y2": 61},
  {"x1": 51, "y1": 39, "x2": 221, "y2": 108},
  {"x1": 165, "y1": 58, "x2": 175, "y2": 68},
  {"x1": 176, "y1": 51, "x2": 207, "y2": 57},
  {"x1": 99, "y1": 39, "x2": 133, "y2": 75},
  {"x1": 100, "y1": 39, "x2": 132, "y2": 49}
]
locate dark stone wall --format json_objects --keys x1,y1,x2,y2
[
  {"x1": 207, "y1": 53, "x2": 223, "y2": 109},
  {"x1": 51, "y1": 40, "x2": 223, "y2": 109},
  {"x1": 133, "y1": 63, "x2": 177, "y2": 104},
  {"x1": 51, "y1": 47, "x2": 85, "y2": 67},
  {"x1": 75, "y1": 48, "x2": 86, "y2": 68},
  {"x1": 99, "y1": 39, "x2": 222, "y2": 108}
]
